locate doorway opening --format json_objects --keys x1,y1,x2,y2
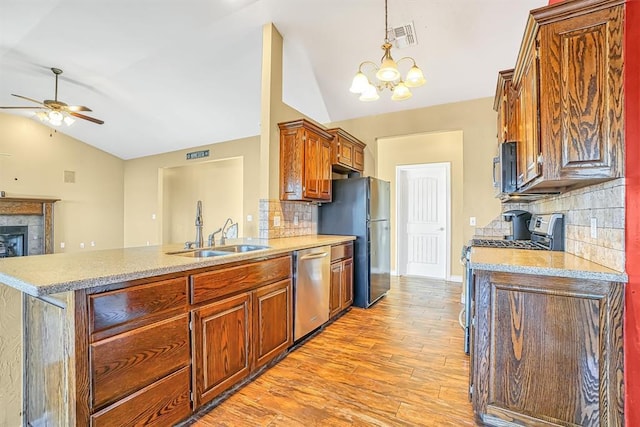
[{"x1": 396, "y1": 162, "x2": 451, "y2": 279}]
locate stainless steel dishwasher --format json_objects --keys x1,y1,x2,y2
[{"x1": 293, "y1": 245, "x2": 331, "y2": 341}]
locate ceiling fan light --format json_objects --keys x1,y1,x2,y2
[
  {"x1": 405, "y1": 66, "x2": 426, "y2": 88},
  {"x1": 35, "y1": 111, "x2": 48, "y2": 121},
  {"x1": 391, "y1": 82, "x2": 412, "y2": 101},
  {"x1": 359, "y1": 84, "x2": 380, "y2": 102},
  {"x1": 47, "y1": 110, "x2": 63, "y2": 126},
  {"x1": 63, "y1": 115, "x2": 75, "y2": 126},
  {"x1": 350, "y1": 72, "x2": 370, "y2": 94}
]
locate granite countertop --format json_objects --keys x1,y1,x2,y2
[
  {"x1": 0, "y1": 235, "x2": 355, "y2": 297},
  {"x1": 469, "y1": 246, "x2": 628, "y2": 282}
]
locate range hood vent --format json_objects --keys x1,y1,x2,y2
[{"x1": 387, "y1": 21, "x2": 418, "y2": 49}]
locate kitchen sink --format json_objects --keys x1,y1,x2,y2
[
  {"x1": 167, "y1": 244, "x2": 270, "y2": 258},
  {"x1": 215, "y1": 244, "x2": 270, "y2": 253}
]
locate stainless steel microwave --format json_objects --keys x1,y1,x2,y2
[{"x1": 493, "y1": 141, "x2": 517, "y2": 197}]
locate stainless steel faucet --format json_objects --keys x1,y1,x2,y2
[
  {"x1": 208, "y1": 228, "x2": 222, "y2": 247},
  {"x1": 220, "y1": 218, "x2": 234, "y2": 246},
  {"x1": 185, "y1": 200, "x2": 205, "y2": 249}
]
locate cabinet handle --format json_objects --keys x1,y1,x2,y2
[{"x1": 300, "y1": 252, "x2": 328, "y2": 260}]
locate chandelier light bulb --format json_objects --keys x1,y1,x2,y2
[
  {"x1": 48, "y1": 110, "x2": 63, "y2": 126},
  {"x1": 63, "y1": 115, "x2": 75, "y2": 126},
  {"x1": 350, "y1": 72, "x2": 370, "y2": 94},
  {"x1": 376, "y1": 44, "x2": 400, "y2": 82},
  {"x1": 405, "y1": 65, "x2": 426, "y2": 88},
  {"x1": 359, "y1": 84, "x2": 380, "y2": 102},
  {"x1": 391, "y1": 82, "x2": 412, "y2": 101}
]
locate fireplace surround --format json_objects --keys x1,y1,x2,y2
[{"x1": 0, "y1": 197, "x2": 59, "y2": 255}]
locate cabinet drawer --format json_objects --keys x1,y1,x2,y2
[
  {"x1": 91, "y1": 314, "x2": 190, "y2": 409},
  {"x1": 90, "y1": 366, "x2": 191, "y2": 427},
  {"x1": 191, "y1": 255, "x2": 292, "y2": 304},
  {"x1": 331, "y1": 243, "x2": 353, "y2": 262},
  {"x1": 89, "y1": 277, "x2": 188, "y2": 338}
]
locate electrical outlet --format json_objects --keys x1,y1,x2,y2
[
  {"x1": 273, "y1": 215, "x2": 281, "y2": 227},
  {"x1": 590, "y1": 217, "x2": 598, "y2": 238},
  {"x1": 469, "y1": 217, "x2": 477, "y2": 226},
  {"x1": 60, "y1": 242, "x2": 65, "y2": 249},
  {"x1": 293, "y1": 215, "x2": 299, "y2": 225},
  {"x1": 80, "y1": 242, "x2": 85, "y2": 249},
  {"x1": 247, "y1": 214, "x2": 253, "y2": 222},
  {"x1": 90, "y1": 241, "x2": 96, "y2": 247},
  {"x1": 151, "y1": 213, "x2": 156, "y2": 220}
]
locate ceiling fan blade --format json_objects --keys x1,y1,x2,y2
[
  {"x1": 11, "y1": 94, "x2": 45, "y2": 106},
  {"x1": 0, "y1": 106, "x2": 45, "y2": 109},
  {"x1": 69, "y1": 111, "x2": 104, "y2": 125},
  {"x1": 66, "y1": 105, "x2": 92, "y2": 112}
]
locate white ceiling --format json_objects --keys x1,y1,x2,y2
[{"x1": 0, "y1": 0, "x2": 547, "y2": 160}]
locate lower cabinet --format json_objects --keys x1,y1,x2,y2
[
  {"x1": 471, "y1": 270, "x2": 624, "y2": 427},
  {"x1": 81, "y1": 276, "x2": 192, "y2": 426},
  {"x1": 191, "y1": 291, "x2": 252, "y2": 408},
  {"x1": 190, "y1": 256, "x2": 293, "y2": 409},
  {"x1": 329, "y1": 243, "x2": 354, "y2": 318},
  {"x1": 75, "y1": 254, "x2": 295, "y2": 424}
]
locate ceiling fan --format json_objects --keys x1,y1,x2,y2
[{"x1": 0, "y1": 67, "x2": 104, "y2": 125}]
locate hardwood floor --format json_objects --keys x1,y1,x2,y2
[{"x1": 188, "y1": 276, "x2": 476, "y2": 426}]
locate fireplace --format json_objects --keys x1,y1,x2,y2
[
  {"x1": 0, "y1": 226, "x2": 28, "y2": 257},
  {"x1": 0, "y1": 196, "x2": 59, "y2": 255}
]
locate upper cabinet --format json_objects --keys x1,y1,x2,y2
[
  {"x1": 498, "y1": 0, "x2": 624, "y2": 194},
  {"x1": 279, "y1": 119, "x2": 333, "y2": 202},
  {"x1": 493, "y1": 69, "x2": 517, "y2": 143},
  {"x1": 326, "y1": 128, "x2": 366, "y2": 175}
]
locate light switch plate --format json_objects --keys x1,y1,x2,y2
[{"x1": 469, "y1": 217, "x2": 477, "y2": 226}]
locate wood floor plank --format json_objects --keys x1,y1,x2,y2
[{"x1": 188, "y1": 276, "x2": 477, "y2": 426}]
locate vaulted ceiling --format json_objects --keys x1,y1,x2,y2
[{"x1": 0, "y1": 0, "x2": 547, "y2": 159}]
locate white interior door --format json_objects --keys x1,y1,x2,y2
[{"x1": 398, "y1": 163, "x2": 450, "y2": 279}]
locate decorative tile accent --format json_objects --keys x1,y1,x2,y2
[
  {"x1": 258, "y1": 199, "x2": 317, "y2": 239},
  {"x1": 474, "y1": 179, "x2": 625, "y2": 271}
]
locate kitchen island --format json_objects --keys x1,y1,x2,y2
[
  {"x1": 0, "y1": 235, "x2": 354, "y2": 426},
  {"x1": 468, "y1": 247, "x2": 626, "y2": 426}
]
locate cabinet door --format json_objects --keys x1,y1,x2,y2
[
  {"x1": 473, "y1": 271, "x2": 624, "y2": 426},
  {"x1": 303, "y1": 130, "x2": 331, "y2": 201},
  {"x1": 253, "y1": 279, "x2": 292, "y2": 369},
  {"x1": 517, "y1": 40, "x2": 541, "y2": 188},
  {"x1": 539, "y1": 5, "x2": 623, "y2": 181},
  {"x1": 353, "y1": 145, "x2": 365, "y2": 173},
  {"x1": 279, "y1": 127, "x2": 305, "y2": 201},
  {"x1": 337, "y1": 138, "x2": 354, "y2": 168},
  {"x1": 329, "y1": 262, "x2": 342, "y2": 318},
  {"x1": 340, "y1": 258, "x2": 353, "y2": 309},
  {"x1": 191, "y1": 292, "x2": 252, "y2": 409}
]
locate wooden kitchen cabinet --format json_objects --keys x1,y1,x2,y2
[
  {"x1": 190, "y1": 255, "x2": 293, "y2": 408},
  {"x1": 493, "y1": 69, "x2": 517, "y2": 143},
  {"x1": 506, "y1": 0, "x2": 624, "y2": 194},
  {"x1": 279, "y1": 119, "x2": 333, "y2": 202},
  {"x1": 327, "y1": 127, "x2": 366, "y2": 174},
  {"x1": 471, "y1": 270, "x2": 624, "y2": 426},
  {"x1": 82, "y1": 276, "x2": 192, "y2": 426},
  {"x1": 329, "y1": 242, "x2": 354, "y2": 318},
  {"x1": 191, "y1": 291, "x2": 252, "y2": 408}
]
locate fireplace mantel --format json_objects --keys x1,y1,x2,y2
[{"x1": 0, "y1": 196, "x2": 60, "y2": 254}]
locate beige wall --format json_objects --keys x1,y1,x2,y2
[
  {"x1": 378, "y1": 131, "x2": 464, "y2": 278},
  {"x1": 329, "y1": 97, "x2": 502, "y2": 278},
  {"x1": 162, "y1": 158, "x2": 244, "y2": 244},
  {"x1": 123, "y1": 136, "x2": 260, "y2": 247},
  {"x1": 0, "y1": 112, "x2": 124, "y2": 426}
]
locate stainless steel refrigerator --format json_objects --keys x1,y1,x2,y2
[{"x1": 318, "y1": 177, "x2": 391, "y2": 308}]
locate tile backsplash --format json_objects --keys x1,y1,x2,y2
[
  {"x1": 475, "y1": 178, "x2": 625, "y2": 272},
  {"x1": 258, "y1": 199, "x2": 317, "y2": 239}
]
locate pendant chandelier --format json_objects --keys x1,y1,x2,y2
[{"x1": 349, "y1": 0, "x2": 426, "y2": 102}]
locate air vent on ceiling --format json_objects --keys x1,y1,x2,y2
[{"x1": 387, "y1": 21, "x2": 418, "y2": 49}]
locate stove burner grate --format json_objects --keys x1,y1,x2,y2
[{"x1": 471, "y1": 238, "x2": 546, "y2": 250}]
